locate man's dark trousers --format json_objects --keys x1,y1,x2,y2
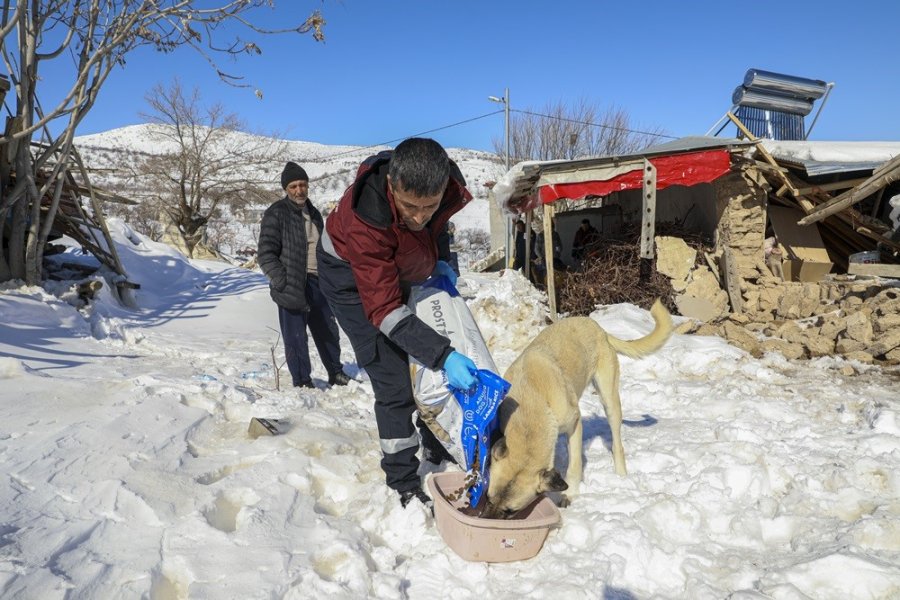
[
  {"x1": 362, "y1": 334, "x2": 449, "y2": 493},
  {"x1": 314, "y1": 252, "x2": 445, "y2": 492},
  {"x1": 277, "y1": 275, "x2": 343, "y2": 386}
]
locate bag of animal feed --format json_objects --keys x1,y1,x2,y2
[{"x1": 408, "y1": 275, "x2": 510, "y2": 507}]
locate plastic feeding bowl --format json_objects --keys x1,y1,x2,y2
[{"x1": 428, "y1": 471, "x2": 560, "y2": 563}]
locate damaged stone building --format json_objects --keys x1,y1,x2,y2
[{"x1": 490, "y1": 134, "x2": 900, "y2": 367}]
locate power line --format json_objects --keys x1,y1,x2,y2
[
  {"x1": 512, "y1": 108, "x2": 678, "y2": 140},
  {"x1": 74, "y1": 106, "x2": 678, "y2": 171},
  {"x1": 304, "y1": 110, "x2": 505, "y2": 161}
]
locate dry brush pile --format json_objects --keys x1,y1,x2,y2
[{"x1": 557, "y1": 222, "x2": 710, "y2": 316}]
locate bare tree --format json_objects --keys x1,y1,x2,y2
[
  {"x1": 0, "y1": 1, "x2": 325, "y2": 284},
  {"x1": 495, "y1": 99, "x2": 667, "y2": 163},
  {"x1": 135, "y1": 79, "x2": 288, "y2": 257}
]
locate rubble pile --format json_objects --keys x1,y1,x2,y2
[
  {"x1": 662, "y1": 162, "x2": 900, "y2": 367},
  {"x1": 682, "y1": 281, "x2": 900, "y2": 365}
]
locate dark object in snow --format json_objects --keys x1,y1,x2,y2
[
  {"x1": 248, "y1": 417, "x2": 287, "y2": 438},
  {"x1": 399, "y1": 486, "x2": 434, "y2": 512}
]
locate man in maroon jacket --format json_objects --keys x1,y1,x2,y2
[{"x1": 317, "y1": 138, "x2": 478, "y2": 510}]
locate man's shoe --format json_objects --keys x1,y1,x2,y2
[
  {"x1": 398, "y1": 486, "x2": 433, "y2": 511},
  {"x1": 295, "y1": 380, "x2": 315, "y2": 389},
  {"x1": 328, "y1": 371, "x2": 352, "y2": 386}
]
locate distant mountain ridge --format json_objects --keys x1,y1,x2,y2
[{"x1": 74, "y1": 124, "x2": 501, "y2": 234}]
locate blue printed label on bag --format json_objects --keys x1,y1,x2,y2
[{"x1": 453, "y1": 369, "x2": 510, "y2": 507}]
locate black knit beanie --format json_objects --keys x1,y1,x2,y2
[{"x1": 281, "y1": 161, "x2": 308, "y2": 189}]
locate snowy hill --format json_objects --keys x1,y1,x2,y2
[{"x1": 74, "y1": 124, "x2": 502, "y2": 239}]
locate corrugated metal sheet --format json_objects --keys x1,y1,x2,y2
[
  {"x1": 762, "y1": 141, "x2": 900, "y2": 177},
  {"x1": 643, "y1": 136, "x2": 754, "y2": 154},
  {"x1": 773, "y1": 158, "x2": 886, "y2": 177}
]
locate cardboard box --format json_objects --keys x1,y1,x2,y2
[{"x1": 767, "y1": 206, "x2": 833, "y2": 282}]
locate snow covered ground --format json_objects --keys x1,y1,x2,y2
[{"x1": 1, "y1": 220, "x2": 898, "y2": 599}]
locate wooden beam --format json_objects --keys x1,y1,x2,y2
[
  {"x1": 856, "y1": 227, "x2": 900, "y2": 252},
  {"x1": 798, "y1": 154, "x2": 900, "y2": 225},
  {"x1": 752, "y1": 160, "x2": 789, "y2": 175},
  {"x1": 720, "y1": 245, "x2": 743, "y2": 313},
  {"x1": 794, "y1": 177, "x2": 868, "y2": 197},
  {"x1": 704, "y1": 252, "x2": 721, "y2": 285},
  {"x1": 847, "y1": 262, "x2": 900, "y2": 278},
  {"x1": 67, "y1": 183, "x2": 138, "y2": 206},
  {"x1": 794, "y1": 196, "x2": 817, "y2": 213},
  {"x1": 781, "y1": 171, "x2": 896, "y2": 248}
]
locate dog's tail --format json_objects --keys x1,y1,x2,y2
[{"x1": 606, "y1": 299, "x2": 673, "y2": 359}]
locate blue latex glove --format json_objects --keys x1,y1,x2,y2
[
  {"x1": 443, "y1": 351, "x2": 478, "y2": 391},
  {"x1": 432, "y1": 260, "x2": 457, "y2": 286}
]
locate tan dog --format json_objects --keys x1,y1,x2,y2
[{"x1": 483, "y1": 300, "x2": 673, "y2": 519}]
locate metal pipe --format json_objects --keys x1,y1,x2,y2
[
  {"x1": 804, "y1": 82, "x2": 835, "y2": 140},
  {"x1": 705, "y1": 105, "x2": 738, "y2": 137},
  {"x1": 504, "y1": 87, "x2": 512, "y2": 268}
]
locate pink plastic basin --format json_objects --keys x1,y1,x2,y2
[{"x1": 428, "y1": 471, "x2": 560, "y2": 562}]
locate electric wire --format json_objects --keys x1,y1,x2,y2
[
  {"x1": 303, "y1": 110, "x2": 505, "y2": 161},
  {"x1": 511, "y1": 109, "x2": 678, "y2": 140}
]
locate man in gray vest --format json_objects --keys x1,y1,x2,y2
[{"x1": 258, "y1": 162, "x2": 351, "y2": 388}]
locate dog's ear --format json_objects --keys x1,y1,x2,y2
[
  {"x1": 539, "y1": 468, "x2": 569, "y2": 492},
  {"x1": 491, "y1": 437, "x2": 508, "y2": 461}
]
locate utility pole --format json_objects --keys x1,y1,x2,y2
[{"x1": 489, "y1": 88, "x2": 512, "y2": 267}]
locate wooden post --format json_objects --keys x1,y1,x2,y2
[
  {"x1": 543, "y1": 203, "x2": 557, "y2": 321},
  {"x1": 720, "y1": 246, "x2": 743, "y2": 313},
  {"x1": 524, "y1": 210, "x2": 533, "y2": 281}
]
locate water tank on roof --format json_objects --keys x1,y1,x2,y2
[
  {"x1": 729, "y1": 68, "x2": 832, "y2": 140},
  {"x1": 743, "y1": 69, "x2": 828, "y2": 100},
  {"x1": 732, "y1": 87, "x2": 815, "y2": 116}
]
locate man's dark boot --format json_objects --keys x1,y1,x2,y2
[
  {"x1": 398, "y1": 486, "x2": 433, "y2": 512},
  {"x1": 328, "y1": 371, "x2": 352, "y2": 386}
]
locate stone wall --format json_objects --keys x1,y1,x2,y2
[{"x1": 713, "y1": 167, "x2": 770, "y2": 283}]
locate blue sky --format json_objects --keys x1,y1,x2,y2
[{"x1": 56, "y1": 1, "x2": 900, "y2": 152}]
